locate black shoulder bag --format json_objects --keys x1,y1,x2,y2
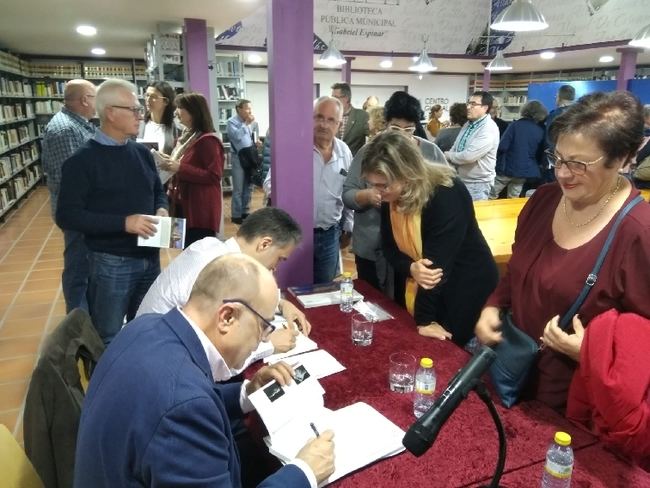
[{"x1": 489, "y1": 194, "x2": 644, "y2": 408}]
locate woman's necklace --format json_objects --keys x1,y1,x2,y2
[{"x1": 563, "y1": 176, "x2": 622, "y2": 228}]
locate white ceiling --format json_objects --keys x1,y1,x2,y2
[{"x1": 0, "y1": 0, "x2": 648, "y2": 75}]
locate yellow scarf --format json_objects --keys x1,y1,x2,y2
[{"x1": 389, "y1": 203, "x2": 422, "y2": 315}]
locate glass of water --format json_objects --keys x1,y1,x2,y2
[
  {"x1": 389, "y1": 352, "x2": 416, "y2": 393},
  {"x1": 351, "y1": 313, "x2": 373, "y2": 346}
]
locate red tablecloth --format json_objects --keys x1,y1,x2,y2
[{"x1": 289, "y1": 281, "x2": 606, "y2": 487}]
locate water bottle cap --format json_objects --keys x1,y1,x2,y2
[
  {"x1": 342, "y1": 272, "x2": 352, "y2": 279},
  {"x1": 419, "y1": 357, "x2": 433, "y2": 368},
  {"x1": 554, "y1": 431, "x2": 571, "y2": 446}
]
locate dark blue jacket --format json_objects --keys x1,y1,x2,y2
[
  {"x1": 496, "y1": 118, "x2": 545, "y2": 178},
  {"x1": 74, "y1": 309, "x2": 309, "y2": 488}
]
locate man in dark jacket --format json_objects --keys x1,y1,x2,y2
[{"x1": 331, "y1": 82, "x2": 369, "y2": 156}]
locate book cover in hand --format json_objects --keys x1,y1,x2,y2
[{"x1": 137, "y1": 216, "x2": 186, "y2": 249}]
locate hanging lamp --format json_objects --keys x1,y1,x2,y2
[
  {"x1": 629, "y1": 24, "x2": 650, "y2": 49},
  {"x1": 318, "y1": 30, "x2": 346, "y2": 67},
  {"x1": 490, "y1": 0, "x2": 548, "y2": 32},
  {"x1": 486, "y1": 50, "x2": 513, "y2": 71},
  {"x1": 409, "y1": 37, "x2": 437, "y2": 73}
]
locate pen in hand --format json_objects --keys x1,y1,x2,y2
[{"x1": 310, "y1": 422, "x2": 320, "y2": 438}]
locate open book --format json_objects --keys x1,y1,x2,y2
[
  {"x1": 249, "y1": 366, "x2": 405, "y2": 486},
  {"x1": 287, "y1": 282, "x2": 364, "y2": 309},
  {"x1": 137, "y1": 216, "x2": 186, "y2": 249}
]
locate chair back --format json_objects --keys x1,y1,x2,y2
[{"x1": 0, "y1": 424, "x2": 44, "y2": 488}]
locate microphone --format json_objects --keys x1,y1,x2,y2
[{"x1": 403, "y1": 346, "x2": 496, "y2": 457}]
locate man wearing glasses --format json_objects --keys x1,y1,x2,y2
[
  {"x1": 445, "y1": 91, "x2": 500, "y2": 201},
  {"x1": 57, "y1": 79, "x2": 168, "y2": 345},
  {"x1": 75, "y1": 253, "x2": 335, "y2": 488},
  {"x1": 41, "y1": 79, "x2": 97, "y2": 314}
]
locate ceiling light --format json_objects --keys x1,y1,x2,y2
[
  {"x1": 491, "y1": 0, "x2": 548, "y2": 32},
  {"x1": 409, "y1": 37, "x2": 437, "y2": 73},
  {"x1": 379, "y1": 58, "x2": 393, "y2": 69},
  {"x1": 599, "y1": 55, "x2": 614, "y2": 63},
  {"x1": 317, "y1": 36, "x2": 346, "y2": 67},
  {"x1": 486, "y1": 50, "x2": 513, "y2": 71},
  {"x1": 629, "y1": 24, "x2": 650, "y2": 48},
  {"x1": 76, "y1": 25, "x2": 97, "y2": 36},
  {"x1": 247, "y1": 53, "x2": 262, "y2": 64},
  {"x1": 540, "y1": 51, "x2": 556, "y2": 59},
  {"x1": 91, "y1": 47, "x2": 106, "y2": 56},
  {"x1": 412, "y1": 55, "x2": 419, "y2": 62}
]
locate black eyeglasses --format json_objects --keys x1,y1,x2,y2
[
  {"x1": 223, "y1": 299, "x2": 275, "y2": 340},
  {"x1": 544, "y1": 150, "x2": 603, "y2": 176},
  {"x1": 110, "y1": 105, "x2": 145, "y2": 116},
  {"x1": 466, "y1": 101, "x2": 485, "y2": 108}
]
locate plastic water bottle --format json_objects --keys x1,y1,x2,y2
[
  {"x1": 339, "y1": 272, "x2": 354, "y2": 313},
  {"x1": 413, "y1": 358, "x2": 436, "y2": 418},
  {"x1": 541, "y1": 432, "x2": 574, "y2": 488}
]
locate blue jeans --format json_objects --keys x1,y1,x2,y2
[
  {"x1": 87, "y1": 252, "x2": 160, "y2": 345},
  {"x1": 313, "y1": 226, "x2": 340, "y2": 284},
  {"x1": 464, "y1": 181, "x2": 492, "y2": 201},
  {"x1": 62, "y1": 229, "x2": 90, "y2": 313},
  {"x1": 231, "y1": 152, "x2": 252, "y2": 219}
]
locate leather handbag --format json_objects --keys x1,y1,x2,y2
[{"x1": 489, "y1": 194, "x2": 644, "y2": 408}]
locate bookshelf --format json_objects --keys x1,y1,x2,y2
[
  {"x1": 146, "y1": 33, "x2": 185, "y2": 92},
  {"x1": 215, "y1": 54, "x2": 246, "y2": 192}
]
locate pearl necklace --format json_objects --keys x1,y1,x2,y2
[{"x1": 563, "y1": 176, "x2": 622, "y2": 228}]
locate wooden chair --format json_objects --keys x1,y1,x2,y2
[{"x1": 0, "y1": 424, "x2": 44, "y2": 488}]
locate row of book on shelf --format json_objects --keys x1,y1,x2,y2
[
  {"x1": 217, "y1": 84, "x2": 241, "y2": 101},
  {"x1": 34, "y1": 99, "x2": 62, "y2": 114},
  {"x1": 0, "y1": 123, "x2": 35, "y2": 151},
  {"x1": 216, "y1": 60, "x2": 241, "y2": 77},
  {"x1": 219, "y1": 107, "x2": 234, "y2": 122},
  {"x1": 0, "y1": 143, "x2": 39, "y2": 181},
  {"x1": 0, "y1": 77, "x2": 67, "y2": 99},
  {"x1": 503, "y1": 95, "x2": 527, "y2": 105},
  {"x1": 0, "y1": 102, "x2": 35, "y2": 122},
  {"x1": 0, "y1": 165, "x2": 41, "y2": 212},
  {"x1": 0, "y1": 77, "x2": 33, "y2": 97}
]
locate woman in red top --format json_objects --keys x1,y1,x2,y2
[
  {"x1": 475, "y1": 91, "x2": 650, "y2": 411},
  {"x1": 159, "y1": 92, "x2": 224, "y2": 247}
]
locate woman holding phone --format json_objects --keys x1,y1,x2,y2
[{"x1": 362, "y1": 131, "x2": 498, "y2": 346}]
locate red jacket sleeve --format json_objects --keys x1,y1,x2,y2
[{"x1": 177, "y1": 135, "x2": 224, "y2": 185}]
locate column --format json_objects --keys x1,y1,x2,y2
[
  {"x1": 342, "y1": 57, "x2": 354, "y2": 84},
  {"x1": 267, "y1": 0, "x2": 314, "y2": 287},
  {"x1": 482, "y1": 68, "x2": 491, "y2": 92},
  {"x1": 184, "y1": 18, "x2": 211, "y2": 97},
  {"x1": 616, "y1": 47, "x2": 642, "y2": 91}
]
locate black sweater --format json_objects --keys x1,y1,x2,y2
[{"x1": 56, "y1": 139, "x2": 167, "y2": 257}]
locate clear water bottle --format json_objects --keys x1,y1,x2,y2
[
  {"x1": 339, "y1": 272, "x2": 354, "y2": 312},
  {"x1": 413, "y1": 357, "x2": 436, "y2": 418},
  {"x1": 541, "y1": 432, "x2": 574, "y2": 488}
]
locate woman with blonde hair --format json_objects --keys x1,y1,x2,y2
[
  {"x1": 362, "y1": 131, "x2": 498, "y2": 346},
  {"x1": 367, "y1": 105, "x2": 385, "y2": 139}
]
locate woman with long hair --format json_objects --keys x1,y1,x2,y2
[{"x1": 139, "y1": 81, "x2": 179, "y2": 154}]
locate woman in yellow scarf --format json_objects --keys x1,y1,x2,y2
[{"x1": 361, "y1": 131, "x2": 498, "y2": 347}]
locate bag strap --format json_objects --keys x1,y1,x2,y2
[{"x1": 559, "y1": 194, "x2": 644, "y2": 329}]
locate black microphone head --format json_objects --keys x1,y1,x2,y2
[{"x1": 402, "y1": 426, "x2": 431, "y2": 457}]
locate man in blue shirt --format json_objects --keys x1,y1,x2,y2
[
  {"x1": 41, "y1": 79, "x2": 96, "y2": 313},
  {"x1": 227, "y1": 99, "x2": 259, "y2": 225},
  {"x1": 56, "y1": 79, "x2": 168, "y2": 344},
  {"x1": 542, "y1": 85, "x2": 575, "y2": 182}
]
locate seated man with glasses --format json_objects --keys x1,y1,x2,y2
[
  {"x1": 444, "y1": 91, "x2": 500, "y2": 201},
  {"x1": 57, "y1": 79, "x2": 168, "y2": 346},
  {"x1": 343, "y1": 91, "x2": 447, "y2": 293},
  {"x1": 75, "y1": 253, "x2": 336, "y2": 488}
]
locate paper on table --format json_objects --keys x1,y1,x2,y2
[
  {"x1": 353, "y1": 300, "x2": 394, "y2": 322},
  {"x1": 264, "y1": 402, "x2": 405, "y2": 487},
  {"x1": 263, "y1": 333, "x2": 318, "y2": 364},
  {"x1": 282, "y1": 349, "x2": 346, "y2": 380}
]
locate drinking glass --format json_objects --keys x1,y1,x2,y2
[
  {"x1": 389, "y1": 352, "x2": 416, "y2": 393},
  {"x1": 351, "y1": 313, "x2": 373, "y2": 346}
]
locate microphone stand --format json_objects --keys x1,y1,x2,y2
[{"x1": 473, "y1": 380, "x2": 507, "y2": 488}]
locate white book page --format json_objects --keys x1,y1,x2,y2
[
  {"x1": 263, "y1": 334, "x2": 318, "y2": 364},
  {"x1": 268, "y1": 349, "x2": 345, "y2": 380},
  {"x1": 137, "y1": 216, "x2": 168, "y2": 248}
]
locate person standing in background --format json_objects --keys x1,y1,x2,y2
[
  {"x1": 56, "y1": 79, "x2": 168, "y2": 345},
  {"x1": 426, "y1": 104, "x2": 444, "y2": 138},
  {"x1": 489, "y1": 99, "x2": 510, "y2": 137},
  {"x1": 542, "y1": 84, "x2": 576, "y2": 182},
  {"x1": 227, "y1": 99, "x2": 257, "y2": 225},
  {"x1": 362, "y1": 95, "x2": 380, "y2": 111},
  {"x1": 139, "y1": 81, "x2": 179, "y2": 155},
  {"x1": 156, "y1": 93, "x2": 224, "y2": 247},
  {"x1": 435, "y1": 102, "x2": 467, "y2": 152},
  {"x1": 331, "y1": 82, "x2": 369, "y2": 156},
  {"x1": 41, "y1": 79, "x2": 96, "y2": 313}
]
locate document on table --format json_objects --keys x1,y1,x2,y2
[
  {"x1": 263, "y1": 402, "x2": 405, "y2": 487},
  {"x1": 286, "y1": 349, "x2": 346, "y2": 380}
]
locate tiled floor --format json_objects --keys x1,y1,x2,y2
[{"x1": 0, "y1": 185, "x2": 355, "y2": 443}]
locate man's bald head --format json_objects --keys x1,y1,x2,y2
[{"x1": 63, "y1": 79, "x2": 96, "y2": 119}]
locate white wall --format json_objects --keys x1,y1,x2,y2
[{"x1": 244, "y1": 66, "x2": 469, "y2": 135}]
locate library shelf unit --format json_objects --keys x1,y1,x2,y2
[
  {"x1": 146, "y1": 33, "x2": 186, "y2": 93},
  {"x1": 215, "y1": 54, "x2": 246, "y2": 192}
]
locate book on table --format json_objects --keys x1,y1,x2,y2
[
  {"x1": 249, "y1": 364, "x2": 405, "y2": 486},
  {"x1": 287, "y1": 282, "x2": 364, "y2": 309},
  {"x1": 137, "y1": 216, "x2": 186, "y2": 249}
]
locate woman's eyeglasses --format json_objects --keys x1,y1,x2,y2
[
  {"x1": 387, "y1": 125, "x2": 416, "y2": 135},
  {"x1": 545, "y1": 150, "x2": 604, "y2": 176}
]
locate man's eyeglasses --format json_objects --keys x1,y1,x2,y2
[
  {"x1": 223, "y1": 299, "x2": 275, "y2": 340},
  {"x1": 545, "y1": 150, "x2": 604, "y2": 176},
  {"x1": 466, "y1": 101, "x2": 485, "y2": 108},
  {"x1": 111, "y1": 105, "x2": 145, "y2": 116},
  {"x1": 314, "y1": 114, "x2": 340, "y2": 126},
  {"x1": 387, "y1": 125, "x2": 416, "y2": 135}
]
